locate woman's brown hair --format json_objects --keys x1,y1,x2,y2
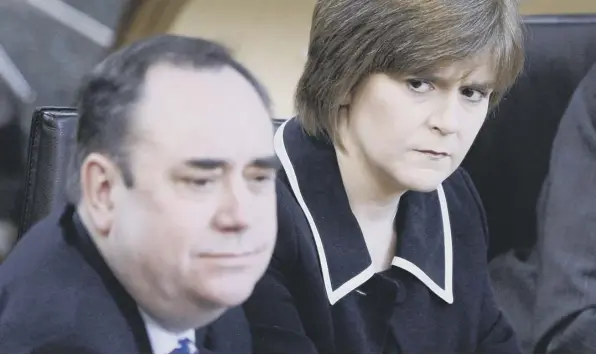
[{"x1": 295, "y1": 0, "x2": 525, "y2": 144}]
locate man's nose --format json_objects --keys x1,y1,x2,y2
[
  {"x1": 428, "y1": 95, "x2": 461, "y2": 135},
  {"x1": 211, "y1": 182, "x2": 250, "y2": 234}
]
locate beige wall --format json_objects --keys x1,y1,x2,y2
[
  {"x1": 169, "y1": 0, "x2": 596, "y2": 118},
  {"x1": 520, "y1": 0, "x2": 596, "y2": 14},
  {"x1": 169, "y1": 0, "x2": 315, "y2": 118}
]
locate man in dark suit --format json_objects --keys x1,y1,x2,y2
[
  {"x1": 490, "y1": 63, "x2": 596, "y2": 353},
  {"x1": 0, "y1": 35, "x2": 278, "y2": 353}
]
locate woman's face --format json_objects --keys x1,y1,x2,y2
[{"x1": 341, "y1": 59, "x2": 494, "y2": 193}]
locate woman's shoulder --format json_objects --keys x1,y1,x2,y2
[
  {"x1": 443, "y1": 167, "x2": 484, "y2": 206},
  {"x1": 274, "y1": 174, "x2": 318, "y2": 262},
  {"x1": 275, "y1": 171, "x2": 304, "y2": 225},
  {"x1": 441, "y1": 167, "x2": 489, "y2": 246}
]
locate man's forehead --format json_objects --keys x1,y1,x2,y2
[
  {"x1": 130, "y1": 63, "x2": 273, "y2": 163},
  {"x1": 134, "y1": 64, "x2": 270, "y2": 134},
  {"x1": 135, "y1": 133, "x2": 275, "y2": 172},
  {"x1": 139, "y1": 128, "x2": 275, "y2": 167}
]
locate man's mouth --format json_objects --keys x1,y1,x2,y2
[{"x1": 196, "y1": 245, "x2": 267, "y2": 259}]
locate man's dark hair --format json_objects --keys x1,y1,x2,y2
[{"x1": 67, "y1": 35, "x2": 270, "y2": 202}]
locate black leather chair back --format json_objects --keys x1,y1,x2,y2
[
  {"x1": 18, "y1": 108, "x2": 78, "y2": 238},
  {"x1": 463, "y1": 15, "x2": 596, "y2": 258}
]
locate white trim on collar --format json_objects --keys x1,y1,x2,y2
[
  {"x1": 274, "y1": 120, "x2": 370, "y2": 305},
  {"x1": 274, "y1": 120, "x2": 454, "y2": 305},
  {"x1": 391, "y1": 185, "x2": 454, "y2": 304}
]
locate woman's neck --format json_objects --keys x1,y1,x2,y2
[
  {"x1": 335, "y1": 143, "x2": 402, "y2": 224},
  {"x1": 336, "y1": 143, "x2": 402, "y2": 271}
]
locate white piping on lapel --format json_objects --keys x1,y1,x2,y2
[
  {"x1": 274, "y1": 120, "x2": 375, "y2": 305},
  {"x1": 274, "y1": 120, "x2": 453, "y2": 305},
  {"x1": 390, "y1": 184, "x2": 454, "y2": 304}
]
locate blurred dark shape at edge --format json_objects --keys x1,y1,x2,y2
[{"x1": 0, "y1": 75, "x2": 24, "y2": 242}]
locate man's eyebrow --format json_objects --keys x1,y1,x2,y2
[
  {"x1": 184, "y1": 158, "x2": 227, "y2": 169},
  {"x1": 183, "y1": 156, "x2": 280, "y2": 170},
  {"x1": 250, "y1": 156, "x2": 281, "y2": 170}
]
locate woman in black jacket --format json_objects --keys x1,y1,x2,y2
[{"x1": 244, "y1": 0, "x2": 525, "y2": 352}]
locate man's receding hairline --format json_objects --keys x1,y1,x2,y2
[{"x1": 129, "y1": 60, "x2": 271, "y2": 138}]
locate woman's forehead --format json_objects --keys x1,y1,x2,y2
[{"x1": 409, "y1": 55, "x2": 497, "y2": 85}]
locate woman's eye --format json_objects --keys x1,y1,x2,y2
[
  {"x1": 407, "y1": 79, "x2": 434, "y2": 93},
  {"x1": 461, "y1": 88, "x2": 488, "y2": 102}
]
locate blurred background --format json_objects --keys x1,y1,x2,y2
[{"x1": 0, "y1": 0, "x2": 595, "y2": 257}]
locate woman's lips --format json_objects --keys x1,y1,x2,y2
[{"x1": 414, "y1": 149, "x2": 450, "y2": 157}]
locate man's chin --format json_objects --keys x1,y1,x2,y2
[{"x1": 195, "y1": 280, "x2": 256, "y2": 308}]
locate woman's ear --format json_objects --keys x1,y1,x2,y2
[
  {"x1": 79, "y1": 153, "x2": 121, "y2": 237},
  {"x1": 340, "y1": 92, "x2": 352, "y2": 106}
]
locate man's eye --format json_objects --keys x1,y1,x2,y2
[
  {"x1": 406, "y1": 79, "x2": 434, "y2": 93},
  {"x1": 182, "y1": 177, "x2": 214, "y2": 188},
  {"x1": 253, "y1": 175, "x2": 273, "y2": 183},
  {"x1": 247, "y1": 171, "x2": 276, "y2": 190}
]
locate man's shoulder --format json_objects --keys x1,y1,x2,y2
[
  {"x1": 0, "y1": 273, "x2": 86, "y2": 352},
  {"x1": 0, "y1": 210, "x2": 138, "y2": 353},
  {"x1": 203, "y1": 306, "x2": 252, "y2": 353},
  {"x1": 0, "y1": 209, "x2": 83, "y2": 291}
]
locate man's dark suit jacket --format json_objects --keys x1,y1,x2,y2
[
  {"x1": 0, "y1": 205, "x2": 251, "y2": 353},
  {"x1": 243, "y1": 118, "x2": 520, "y2": 353},
  {"x1": 490, "y1": 63, "x2": 596, "y2": 353}
]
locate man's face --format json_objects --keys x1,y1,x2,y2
[
  {"x1": 343, "y1": 58, "x2": 494, "y2": 193},
  {"x1": 92, "y1": 64, "x2": 277, "y2": 327}
]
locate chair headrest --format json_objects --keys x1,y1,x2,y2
[
  {"x1": 18, "y1": 107, "x2": 78, "y2": 238},
  {"x1": 463, "y1": 14, "x2": 596, "y2": 257}
]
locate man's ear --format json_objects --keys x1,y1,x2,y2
[{"x1": 79, "y1": 153, "x2": 122, "y2": 237}]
